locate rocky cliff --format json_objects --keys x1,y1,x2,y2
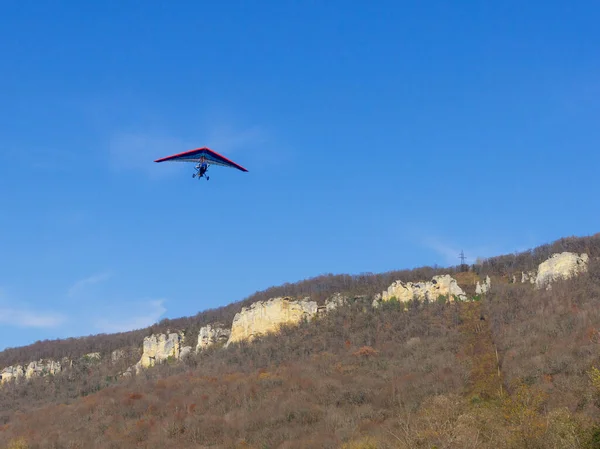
[
  {"x1": 196, "y1": 323, "x2": 230, "y2": 351},
  {"x1": 476, "y1": 275, "x2": 491, "y2": 294},
  {"x1": 133, "y1": 332, "x2": 192, "y2": 373},
  {"x1": 0, "y1": 353, "x2": 100, "y2": 384},
  {"x1": 509, "y1": 252, "x2": 590, "y2": 289},
  {"x1": 373, "y1": 274, "x2": 467, "y2": 306},
  {"x1": 0, "y1": 365, "x2": 24, "y2": 384},
  {"x1": 1, "y1": 251, "x2": 593, "y2": 384},
  {"x1": 226, "y1": 297, "x2": 319, "y2": 346},
  {"x1": 535, "y1": 252, "x2": 589, "y2": 288}
]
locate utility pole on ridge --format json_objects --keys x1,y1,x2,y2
[{"x1": 459, "y1": 250, "x2": 467, "y2": 272}]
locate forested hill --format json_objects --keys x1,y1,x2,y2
[
  {"x1": 1, "y1": 233, "x2": 599, "y2": 369},
  {"x1": 1, "y1": 233, "x2": 600, "y2": 448}
]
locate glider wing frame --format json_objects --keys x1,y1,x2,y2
[{"x1": 154, "y1": 147, "x2": 248, "y2": 172}]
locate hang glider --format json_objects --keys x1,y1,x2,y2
[{"x1": 154, "y1": 147, "x2": 248, "y2": 181}]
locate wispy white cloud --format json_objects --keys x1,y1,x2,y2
[
  {"x1": 107, "y1": 121, "x2": 273, "y2": 178},
  {"x1": 94, "y1": 299, "x2": 167, "y2": 333},
  {"x1": 0, "y1": 288, "x2": 67, "y2": 329},
  {"x1": 421, "y1": 238, "x2": 461, "y2": 265},
  {"x1": 68, "y1": 271, "x2": 112, "y2": 297},
  {"x1": 0, "y1": 307, "x2": 66, "y2": 328},
  {"x1": 420, "y1": 236, "x2": 500, "y2": 266},
  {"x1": 108, "y1": 133, "x2": 192, "y2": 178}
]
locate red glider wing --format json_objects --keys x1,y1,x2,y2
[{"x1": 154, "y1": 147, "x2": 248, "y2": 172}]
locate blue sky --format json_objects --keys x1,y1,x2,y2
[{"x1": 1, "y1": 1, "x2": 599, "y2": 351}]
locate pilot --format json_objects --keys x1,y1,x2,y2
[{"x1": 199, "y1": 161, "x2": 208, "y2": 177}]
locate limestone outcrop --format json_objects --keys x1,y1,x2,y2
[
  {"x1": 196, "y1": 323, "x2": 231, "y2": 351},
  {"x1": 535, "y1": 252, "x2": 589, "y2": 289},
  {"x1": 83, "y1": 352, "x2": 101, "y2": 362},
  {"x1": 0, "y1": 365, "x2": 25, "y2": 384},
  {"x1": 476, "y1": 276, "x2": 491, "y2": 295},
  {"x1": 134, "y1": 332, "x2": 191, "y2": 373},
  {"x1": 325, "y1": 293, "x2": 347, "y2": 312},
  {"x1": 226, "y1": 297, "x2": 318, "y2": 346},
  {"x1": 4, "y1": 251, "x2": 593, "y2": 382},
  {"x1": 521, "y1": 271, "x2": 536, "y2": 284},
  {"x1": 179, "y1": 346, "x2": 193, "y2": 359},
  {"x1": 375, "y1": 274, "x2": 467, "y2": 305},
  {"x1": 111, "y1": 349, "x2": 125, "y2": 362},
  {"x1": 1, "y1": 359, "x2": 63, "y2": 384},
  {"x1": 510, "y1": 253, "x2": 590, "y2": 287},
  {"x1": 25, "y1": 359, "x2": 62, "y2": 378}
]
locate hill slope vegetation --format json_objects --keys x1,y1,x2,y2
[{"x1": 1, "y1": 233, "x2": 600, "y2": 448}]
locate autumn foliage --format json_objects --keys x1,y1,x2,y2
[{"x1": 1, "y1": 233, "x2": 600, "y2": 447}]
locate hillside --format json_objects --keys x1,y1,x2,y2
[
  {"x1": 1, "y1": 233, "x2": 600, "y2": 448},
  {"x1": 2, "y1": 233, "x2": 598, "y2": 368}
]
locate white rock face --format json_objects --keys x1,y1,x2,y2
[
  {"x1": 476, "y1": 276, "x2": 491, "y2": 295},
  {"x1": 196, "y1": 323, "x2": 231, "y2": 352},
  {"x1": 521, "y1": 271, "x2": 536, "y2": 284},
  {"x1": 134, "y1": 332, "x2": 187, "y2": 373},
  {"x1": 111, "y1": 349, "x2": 125, "y2": 363},
  {"x1": 179, "y1": 346, "x2": 193, "y2": 359},
  {"x1": 0, "y1": 365, "x2": 25, "y2": 384},
  {"x1": 375, "y1": 274, "x2": 467, "y2": 304},
  {"x1": 535, "y1": 252, "x2": 589, "y2": 289},
  {"x1": 325, "y1": 293, "x2": 347, "y2": 312},
  {"x1": 82, "y1": 352, "x2": 101, "y2": 361},
  {"x1": 226, "y1": 297, "x2": 319, "y2": 346},
  {"x1": 1, "y1": 358, "x2": 70, "y2": 384},
  {"x1": 25, "y1": 359, "x2": 62, "y2": 378}
]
